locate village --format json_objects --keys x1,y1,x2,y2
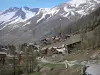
[
  {"x1": 0, "y1": 32, "x2": 81, "y2": 65},
  {"x1": 0, "y1": 31, "x2": 100, "y2": 75}
]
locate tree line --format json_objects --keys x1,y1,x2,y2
[{"x1": 0, "y1": 43, "x2": 39, "y2": 75}]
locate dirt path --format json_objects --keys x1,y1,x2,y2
[{"x1": 37, "y1": 57, "x2": 80, "y2": 68}]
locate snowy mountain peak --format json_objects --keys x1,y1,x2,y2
[
  {"x1": 69, "y1": 0, "x2": 87, "y2": 5},
  {"x1": 0, "y1": 7, "x2": 40, "y2": 24},
  {"x1": 23, "y1": 7, "x2": 30, "y2": 10},
  {"x1": 0, "y1": 0, "x2": 100, "y2": 24},
  {"x1": 68, "y1": 0, "x2": 100, "y2": 7},
  {"x1": 1, "y1": 7, "x2": 18, "y2": 15}
]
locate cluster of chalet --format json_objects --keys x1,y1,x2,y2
[
  {"x1": 41, "y1": 35, "x2": 71, "y2": 45},
  {"x1": 0, "y1": 33, "x2": 83, "y2": 65},
  {"x1": 40, "y1": 44, "x2": 69, "y2": 56},
  {"x1": 40, "y1": 33, "x2": 82, "y2": 56},
  {"x1": 1, "y1": 31, "x2": 93, "y2": 65},
  {"x1": 40, "y1": 31, "x2": 95, "y2": 57}
]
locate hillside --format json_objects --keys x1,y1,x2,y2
[
  {"x1": 0, "y1": 0, "x2": 100, "y2": 44},
  {"x1": 62, "y1": 6, "x2": 100, "y2": 35}
]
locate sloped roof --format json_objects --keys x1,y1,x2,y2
[
  {"x1": 1, "y1": 48, "x2": 9, "y2": 51},
  {"x1": 66, "y1": 34, "x2": 81, "y2": 46},
  {"x1": 46, "y1": 31, "x2": 94, "y2": 47},
  {"x1": 0, "y1": 52, "x2": 7, "y2": 55}
]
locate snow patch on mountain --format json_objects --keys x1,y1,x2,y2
[
  {"x1": 69, "y1": 0, "x2": 87, "y2": 7},
  {"x1": 22, "y1": 21, "x2": 31, "y2": 27},
  {"x1": 9, "y1": 17, "x2": 23, "y2": 24},
  {"x1": 22, "y1": 8, "x2": 36, "y2": 20},
  {"x1": 0, "y1": 12, "x2": 15, "y2": 22},
  {"x1": 69, "y1": 0, "x2": 100, "y2": 7},
  {"x1": 0, "y1": 24, "x2": 8, "y2": 30},
  {"x1": 37, "y1": 8, "x2": 59, "y2": 23},
  {"x1": 76, "y1": 10, "x2": 86, "y2": 15}
]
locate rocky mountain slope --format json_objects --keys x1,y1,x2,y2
[{"x1": 0, "y1": 0, "x2": 100, "y2": 44}]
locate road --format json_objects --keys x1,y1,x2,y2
[{"x1": 85, "y1": 64, "x2": 100, "y2": 75}]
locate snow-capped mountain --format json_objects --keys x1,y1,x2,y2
[
  {"x1": 0, "y1": 7, "x2": 39, "y2": 24},
  {"x1": 0, "y1": 0, "x2": 100, "y2": 44}
]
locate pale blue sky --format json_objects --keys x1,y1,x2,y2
[{"x1": 0, "y1": 0, "x2": 69, "y2": 10}]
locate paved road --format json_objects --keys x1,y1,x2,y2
[{"x1": 85, "y1": 64, "x2": 100, "y2": 75}]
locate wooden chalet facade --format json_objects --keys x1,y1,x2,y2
[
  {"x1": 0, "y1": 52, "x2": 6, "y2": 65},
  {"x1": 0, "y1": 48, "x2": 8, "y2": 65}
]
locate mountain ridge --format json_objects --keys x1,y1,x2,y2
[{"x1": 0, "y1": 0, "x2": 100, "y2": 44}]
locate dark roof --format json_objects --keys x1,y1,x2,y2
[
  {"x1": 66, "y1": 31, "x2": 93, "y2": 45},
  {"x1": 66, "y1": 34, "x2": 81, "y2": 46},
  {"x1": 46, "y1": 31, "x2": 94, "y2": 47}
]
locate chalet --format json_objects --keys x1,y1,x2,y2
[
  {"x1": 56, "y1": 48, "x2": 66, "y2": 54},
  {"x1": 47, "y1": 47, "x2": 58, "y2": 56},
  {"x1": 63, "y1": 34, "x2": 71, "y2": 39},
  {"x1": 0, "y1": 52, "x2": 6, "y2": 65},
  {"x1": 0, "y1": 48, "x2": 9, "y2": 65},
  {"x1": 41, "y1": 39, "x2": 48, "y2": 45},
  {"x1": 0, "y1": 48, "x2": 8, "y2": 53},
  {"x1": 40, "y1": 31, "x2": 94, "y2": 55},
  {"x1": 40, "y1": 47, "x2": 48, "y2": 55},
  {"x1": 66, "y1": 31, "x2": 94, "y2": 53},
  {"x1": 65, "y1": 34, "x2": 81, "y2": 53}
]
